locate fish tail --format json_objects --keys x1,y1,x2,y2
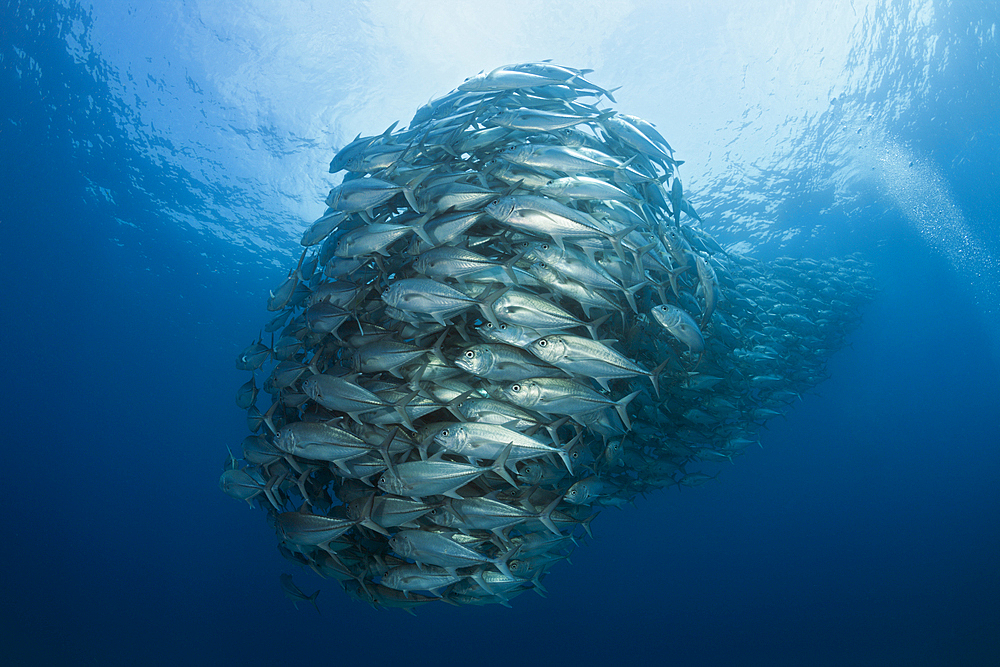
[
  {"x1": 615, "y1": 390, "x2": 642, "y2": 431},
  {"x1": 309, "y1": 590, "x2": 321, "y2": 615},
  {"x1": 539, "y1": 494, "x2": 564, "y2": 536}
]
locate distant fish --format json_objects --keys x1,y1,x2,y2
[{"x1": 279, "y1": 574, "x2": 320, "y2": 614}]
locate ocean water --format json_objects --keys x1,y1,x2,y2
[{"x1": 1, "y1": 1, "x2": 998, "y2": 665}]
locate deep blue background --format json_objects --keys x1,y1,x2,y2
[{"x1": 1, "y1": 1, "x2": 998, "y2": 666}]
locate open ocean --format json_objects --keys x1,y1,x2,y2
[{"x1": 2, "y1": 1, "x2": 998, "y2": 665}]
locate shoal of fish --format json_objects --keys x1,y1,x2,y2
[{"x1": 221, "y1": 62, "x2": 877, "y2": 612}]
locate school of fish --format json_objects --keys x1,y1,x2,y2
[{"x1": 221, "y1": 63, "x2": 876, "y2": 611}]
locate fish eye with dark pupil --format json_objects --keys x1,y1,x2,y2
[
  {"x1": 538, "y1": 339, "x2": 547, "y2": 346},
  {"x1": 465, "y1": 350, "x2": 475, "y2": 358},
  {"x1": 511, "y1": 384, "x2": 520, "y2": 392}
]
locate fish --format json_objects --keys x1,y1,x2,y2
[
  {"x1": 279, "y1": 574, "x2": 321, "y2": 614},
  {"x1": 226, "y1": 62, "x2": 877, "y2": 610},
  {"x1": 526, "y1": 333, "x2": 661, "y2": 394},
  {"x1": 432, "y1": 422, "x2": 573, "y2": 473},
  {"x1": 500, "y1": 377, "x2": 642, "y2": 431},
  {"x1": 377, "y1": 445, "x2": 518, "y2": 500},
  {"x1": 454, "y1": 343, "x2": 562, "y2": 381},
  {"x1": 651, "y1": 304, "x2": 706, "y2": 353}
]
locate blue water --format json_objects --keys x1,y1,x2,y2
[{"x1": 2, "y1": 1, "x2": 998, "y2": 665}]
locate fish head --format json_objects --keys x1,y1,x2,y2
[
  {"x1": 502, "y1": 380, "x2": 540, "y2": 408},
  {"x1": 651, "y1": 304, "x2": 680, "y2": 328},
  {"x1": 345, "y1": 496, "x2": 368, "y2": 521},
  {"x1": 527, "y1": 260, "x2": 556, "y2": 281},
  {"x1": 377, "y1": 469, "x2": 404, "y2": 496},
  {"x1": 457, "y1": 71, "x2": 487, "y2": 91},
  {"x1": 479, "y1": 321, "x2": 522, "y2": 345},
  {"x1": 300, "y1": 377, "x2": 321, "y2": 401},
  {"x1": 508, "y1": 559, "x2": 529, "y2": 576},
  {"x1": 524, "y1": 241, "x2": 559, "y2": 264},
  {"x1": 517, "y1": 461, "x2": 544, "y2": 485},
  {"x1": 388, "y1": 533, "x2": 411, "y2": 556},
  {"x1": 564, "y1": 479, "x2": 593, "y2": 505},
  {"x1": 485, "y1": 196, "x2": 515, "y2": 222},
  {"x1": 343, "y1": 154, "x2": 364, "y2": 172},
  {"x1": 434, "y1": 424, "x2": 467, "y2": 451},
  {"x1": 455, "y1": 346, "x2": 492, "y2": 375},
  {"x1": 333, "y1": 237, "x2": 355, "y2": 258},
  {"x1": 603, "y1": 438, "x2": 624, "y2": 464},
  {"x1": 411, "y1": 253, "x2": 431, "y2": 274},
  {"x1": 381, "y1": 283, "x2": 400, "y2": 308},
  {"x1": 529, "y1": 335, "x2": 566, "y2": 363},
  {"x1": 272, "y1": 427, "x2": 294, "y2": 453},
  {"x1": 696, "y1": 254, "x2": 717, "y2": 281},
  {"x1": 425, "y1": 505, "x2": 457, "y2": 527}
]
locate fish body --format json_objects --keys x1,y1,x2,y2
[
  {"x1": 490, "y1": 289, "x2": 594, "y2": 336},
  {"x1": 326, "y1": 177, "x2": 414, "y2": 213},
  {"x1": 454, "y1": 343, "x2": 560, "y2": 381},
  {"x1": 382, "y1": 278, "x2": 482, "y2": 326},
  {"x1": 390, "y1": 529, "x2": 517, "y2": 576},
  {"x1": 432, "y1": 422, "x2": 571, "y2": 471},
  {"x1": 500, "y1": 377, "x2": 640, "y2": 429},
  {"x1": 377, "y1": 449, "x2": 516, "y2": 499},
  {"x1": 276, "y1": 510, "x2": 356, "y2": 548},
  {"x1": 651, "y1": 304, "x2": 705, "y2": 353},
  {"x1": 527, "y1": 334, "x2": 653, "y2": 391},
  {"x1": 273, "y1": 421, "x2": 372, "y2": 463},
  {"x1": 279, "y1": 574, "x2": 321, "y2": 613}
]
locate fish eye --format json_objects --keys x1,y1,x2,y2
[
  {"x1": 465, "y1": 350, "x2": 475, "y2": 358},
  {"x1": 541, "y1": 244, "x2": 549, "y2": 250},
  {"x1": 441, "y1": 428, "x2": 449, "y2": 436},
  {"x1": 511, "y1": 384, "x2": 521, "y2": 392},
  {"x1": 538, "y1": 339, "x2": 547, "y2": 347},
  {"x1": 499, "y1": 324, "x2": 508, "y2": 330},
  {"x1": 489, "y1": 198, "x2": 499, "y2": 206}
]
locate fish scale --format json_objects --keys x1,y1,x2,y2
[{"x1": 224, "y1": 63, "x2": 877, "y2": 609}]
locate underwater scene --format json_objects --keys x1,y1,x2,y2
[{"x1": 2, "y1": 1, "x2": 998, "y2": 666}]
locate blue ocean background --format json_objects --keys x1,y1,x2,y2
[{"x1": 2, "y1": 1, "x2": 998, "y2": 665}]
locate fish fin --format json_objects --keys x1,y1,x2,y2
[
  {"x1": 539, "y1": 493, "x2": 565, "y2": 536},
  {"x1": 614, "y1": 390, "x2": 641, "y2": 431},
  {"x1": 469, "y1": 570, "x2": 494, "y2": 596},
  {"x1": 309, "y1": 590, "x2": 321, "y2": 615},
  {"x1": 477, "y1": 284, "x2": 507, "y2": 329},
  {"x1": 376, "y1": 427, "x2": 400, "y2": 476},
  {"x1": 586, "y1": 312, "x2": 612, "y2": 340},
  {"x1": 490, "y1": 444, "x2": 519, "y2": 489},
  {"x1": 650, "y1": 359, "x2": 670, "y2": 399}
]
